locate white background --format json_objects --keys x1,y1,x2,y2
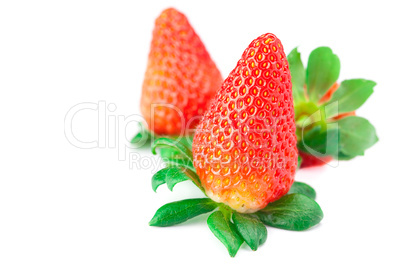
[{"x1": 1, "y1": 0, "x2": 401, "y2": 267}]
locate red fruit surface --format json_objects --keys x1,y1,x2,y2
[
  {"x1": 140, "y1": 8, "x2": 222, "y2": 135},
  {"x1": 192, "y1": 33, "x2": 298, "y2": 213},
  {"x1": 299, "y1": 151, "x2": 332, "y2": 168}
]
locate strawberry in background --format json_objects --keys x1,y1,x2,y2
[
  {"x1": 287, "y1": 47, "x2": 378, "y2": 168},
  {"x1": 133, "y1": 8, "x2": 222, "y2": 146}
]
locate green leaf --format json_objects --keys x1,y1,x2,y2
[
  {"x1": 287, "y1": 182, "x2": 317, "y2": 200},
  {"x1": 257, "y1": 193, "x2": 323, "y2": 231},
  {"x1": 151, "y1": 166, "x2": 204, "y2": 193},
  {"x1": 288, "y1": 47, "x2": 306, "y2": 103},
  {"x1": 232, "y1": 212, "x2": 267, "y2": 251},
  {"x1": 152, "y1": 166, "x2": 190, "y2": 192},
  {"x1": 176, "y1": 135, "x2": 194, "y2": 149},
  {"x1": 326, "y1": 79, "x2": 375, "y2": 117},
  {"x1": 130, "y1": 122, "x2": 155, "y2": 145},
  {"x1": 151, "y1": 167, "x2": 170, "y2": 192},
  {"x1": 207, "y1": 211, "x2": 244, "y2": 257},
  {"x1": 165, "y1": 167, "x2": 190, "y2": 191},
  {"x1": 298, "y1": 125, "x2": 340, "y2": 157},
  {"x1": 159, "y1": 146, "x2": 183, "y2": 159},
  {"x1": 337, "y1": 116, "x2": 378, "y2": 157},
  {"x1": 337, "y1": 151, "x2": 356, "y2": 161},
  {"x1": 149, "y1": 198, "x2": 218, "y2": 227},
  {"x1": 130, "y1": 131, "x2": 147, "y2": 144},
  {"x1": 159, "y1": 136, "x2": 194, "y2": 157},
  {"x1": 152, "y1": 137, "x2": 193, "y2": 162},
  {"x1": 164, "y1": 157, "x2": 195, "y2": 171},
  {"x1": 160, "y1": 147, "x2": 196, "y2": 172},
  {"x1": 306, "y1": 47, "x2": 340, "y2": 102}
]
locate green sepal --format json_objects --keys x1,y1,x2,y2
[
  {"x1": 151, "y1": 138, "x2": 205, "y2": 192},
  {"x1": 149, "y1": 198, "x2": 218, "y2": 227},
  {"x1": 336, "y1": 116, "x2": 378, "y2": 158},
  {"x1": 166, "y1": 167, "x2": 191, "y2": 191},
  {"x1": 151, "y1": 166, "x2": 205, "y2": 194},
  {"x1": 130, "y1": 131, "x2": 148, "y2": 144},
  {"x1": 130, "y1": 122, "x2": 155, "y2": 146},
  {"x1": 298, "y1": 115, "x2": 378, "y2": 160},
  {"x1": 325, "y1": 79, "x2": 375, "y2": 117},
  {"x1": 287, "y1": 181, "x2": 317, "y2": 200},
  {"x1": 257, "y1": 193, "x2": 323, "y2": 231},
  {"x1": 159, "y1": 147, "x2": 196, "y2": 172},
  {"x1": 298, "y1": 125, "x2": 340, "y2": 157},
  {"x1": 207, "y1": 211, "x2": 244, "y2": 257},
  {"x1": 151, "y1": 167, "x2": 190, "y2": 192},
  {"x1": 294, "y1": 101, "x2": 324, "y2": 140},
  {"x1": 288, "y1": 47, "x2": 306, "y2": 104},
  {"x1": 176, "y1": 135, "x2": 194, "y2": 149},
  {"x1": 232, "y1": 212, "x2": 267, "y2": 251},
  {"x1": 306, "y1": 47, "x2": 340, "y2": 102},
  {"x1": 152, "y1": 137, "x2": 193, "y2": 162},
  {"x1": 218, "y1": 203, "x2": 233, "y2": 222},
  {"x1": 164, "y1": 157, "x2": 196, "y2": 172},
  {"x1": 159, "y1": 146, "x2": 182, "y2": 159},
  {"x1": 151, "y1": 167, "x2": 170, "y2": 192},
  {"x1": 336, "y1": 151, "x2": 356, "y2": 161}
]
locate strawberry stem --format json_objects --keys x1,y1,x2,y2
[{"x1": 218, "y1": 203, "x2": 233, "y2": 221}]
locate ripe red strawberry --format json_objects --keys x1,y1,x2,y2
[
  {"x1": 140, "y1": 8, "x2": 222, "y2": 136},
  {"x1": 192, "y1": 33, "x2": 298, "y2": 213}
]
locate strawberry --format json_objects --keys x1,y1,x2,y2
[
  {"x1": 192, "y1": 33, "x2": 298, "y2": 213},
  {"x1": 288, "y1": 47, "x2": 378, "y2": 168},
  {"x1": 149, "y1": 34, "x2": 323, "y2": 257},
  {"x1": 140, "y1": 8, "x2": 222, "y2": 136}
]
